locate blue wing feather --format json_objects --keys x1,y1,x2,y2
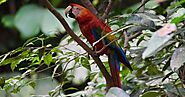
[
  {"x1": 91, "y1": 27, "x2": 132, "y2": 70},
  {"x1": 91, "y1": 28, "x2": 101, "y2": 41}
]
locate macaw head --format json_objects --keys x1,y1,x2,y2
[{"x1": 65, "y1": 3, "x2": 95, "y2": 23}]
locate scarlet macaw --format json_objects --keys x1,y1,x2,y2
[{"x1": 65, "y1": 3, "x2": 132, "y2": 88}]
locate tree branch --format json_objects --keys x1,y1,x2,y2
[
  {"x1": 40, "y1": 0, "x2": 114, "y2": 88},
  {"x1": 101, "y1": 0, "x2": 113, "y2": 21},
  {"x1": 80, "y1": 0, "x2": 113, "y2": 21},
  {"x1": 80, "y1": 0, "x2": 99, "y2": 17}
]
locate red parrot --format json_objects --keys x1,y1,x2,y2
[{"x1": 65, "y1": 4, "x2": 132, "y2": 88}]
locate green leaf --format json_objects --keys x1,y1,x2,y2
[
  {"x1": 164, "y1": 83, "x2": 185, "y2": 96},
  {"x1": 96, "y1": 84, "x2": 106, "y2": 89},
  {"x1": 44, "y1": 53, "x2": 53, "y2": 66},
  {"x1": 15, "y1": 4, "x2": 44, "y2": 39},
  {"x1": 51, "y1": 47, "x2": 63, "y2": 53},
  {"x1": 31, "y1": 55, "x2": 41, "y2": 65},
  {"x1": 0, "y1": 77, "x2": 5, "y2": 89},
  {"x1": 171, "y1": 14, "x2": 185, "y2": 25},
  {"x1": 141, "y1": 91, "x2": 161, "y2": 97},
  {"x1": 1, "y1": 15, "x2": 15, "y2": 28},
  {"x1": 170, "y1": 46, "x2": 185, "y2": 71},
  {"x1": 142, "y1": 24, "x2": 176, "y2": 59},
  {"x1": 80, "y1": 57, "x2": 90, "y2": 70},
  {"x1": 170, "y1": 0, "x2": 185, "y2": 9},
  {"x1": 3, "y1": 76, "x2": 21, "y2": 93},
  {"x1": 1, "y1": 50, "x2": 29, "y2": 70},
  {"x1": 145, "y1": 0, "x2": 159, "y2": 9},
  {"x1": 147, "y1": 65, "x2": 162, "y2": 75},
  {"x1": 64, "y1": 87, "x2": 78, "y2": 92},
  {"x1": 0, "y1": 52, "x2": 10, "y2": 65},
  {"x1": 1, "y1": 57, "x2": 14, "y2": 66},
  {"x1": 90, "y1": 72, "x2": 98, "y2": 80},
  {"x1": 11, "y1": 60, "x2": 21, "y2": 71},
  {"x1": 0, "y1": 0, "x2": 6, "y2": 5},
  {"x1": 9, "y1": 47, "x2": 23, "y2": 56},
  {"x1": 51, "y1": 0, "x2": 61, "y2": 7},
  {"x1": 136, "y1": 65, "x2": 147, "y2": 77},
  {"x1": 29, "y1": 81, "x2": 36, "y2": 89},
  {"x1": 1, "y1": 56, "x2": 22, "y2": 68}
]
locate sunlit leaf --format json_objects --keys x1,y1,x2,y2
[
  {"x1": 105, "y1": 87, "x2": 130, "y2": 97},
  {"x1": 89, "y1": 72, "x2": 98, "y2": 80},
  {"x1": 31, "y1": 55, "x2": 41, "y2": 65},
  {"x1": 44, "y1": 53, "x2": 53, "y2": 66},
  {"x1": 15, "y1": 4, "x2": 44, "y2": 39},
  {"x1": 1, "y1": 50, "x2": 29, "y2": 71},
  {"x1": 141, "y1": 91, "x2": 161, "y2": 97},
  {"x1": 80, "y1": 57, "x2": 90, "y2": 70},
  {"x1": 170, "y1": 46, "x2": 185, "y2": 71},
  {"x1": 170, "y1": 0, "x2": 185, "y2": 8},
  {"x1": 170, "y1": 8, "x2": 185, "y2": 18},
  {"x1": 11, "y1": 60, "x2": 21, "y2": 71},
  {"x1": 164, "y1": 83, "x2": 185, "y2": 96},
  {"x1": 145, "y1": 0, "x2": 159, "y2": 9},
  {"x1": 171, "y1": 14, "x2": 185, "y2": 25},
  {"x1": 96, "y1": 83, "x2": 106, "y2": 89},
  {"x1": 0, "y1": 0, "x2": 6, "y2": 5},
  {"x1": 0, "y1": 52, "x2": 10, "y2": 65},
  {"x1": 142, "y1": 23, "x2": 176, "y2": 59},
  {"x1": 29, "y1": 80, "x2": 36, "y2": 89}
]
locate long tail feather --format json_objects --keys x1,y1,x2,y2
[
  {"x1": 108, "y1": 43, "x2": 132, "y2": 71},
  {"x1": 116, "y1": 46, "x2": 133, "y2": 71},
  {"x1": 108, "y1": 52, "x2": 122, "y2": 88}
]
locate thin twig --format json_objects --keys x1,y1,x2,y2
[
  {"x1": 123, "y1": 31, "x2": 129, "y2": 52},
  {"x1": 128, "y1": 31, "x2": 143, "y2": 40},
  {"x1": 101, "y1": 0, "x2": 113, "y2": 21},
  {"x1": 132, "y1": 0, "x2": 149, "y2": 14},
  {"x1": 93, "y1": 25, "x2": 134, "y2": 47},
  {"x1": 96, "y1": 38, "x2": 117, "y2": 54},
  {"x1": 124, "y1": 31, "x2": 143, "y2": 52},
  {"x1": 40, "y1": 0, "x2": 114, "y2": 88},
  {"x1": 139, "y1": 0, "x2": 147, "y2": 12}
]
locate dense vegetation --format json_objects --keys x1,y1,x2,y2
[{"x1": 0, "y1": 0, "x2": 185, "y2": 97}]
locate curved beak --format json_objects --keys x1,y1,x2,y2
[{"x1": 64, "y1": 5, "x2": 72, "y2": 18}]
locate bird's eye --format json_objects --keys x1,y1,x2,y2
[{"x1": 76, "y1": 7, "x2": 80, "y2": 10}]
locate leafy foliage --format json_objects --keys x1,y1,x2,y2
[
  {"x1": 0, "y1": 0, "x2": 6, "y2": 5},
  {"x1": 0, "y1": 0, "x2": 185, "y2": 97}
]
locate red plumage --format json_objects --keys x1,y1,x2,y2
[{"x1": 65, "y1": 3, "x2": 132, "y2": 88}]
